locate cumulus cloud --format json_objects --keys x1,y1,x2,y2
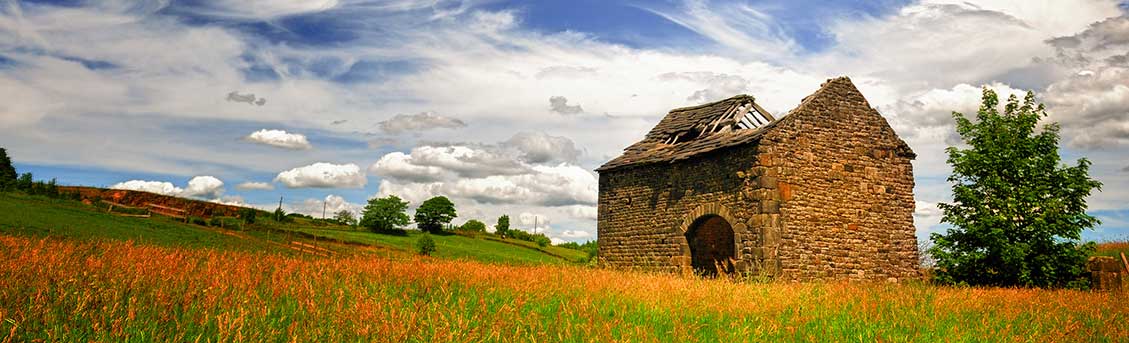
[
  {"x1": 275, "y1": 162, "x2": 366, "y2": 188},
  {"x1": 565, "y1": 205, "x2": 598, "y2": 220},
  {"x1": 504, "y1": 131, "x2": 581, "y2": 164},
  {"x1": 289, "y1": 195, "x2": 362, "y2": 218},
  {"x1": 182, "y1": 176, "x2": 225, "y2": 198},
  {"x1": 880, "y1": 82, "x2": 1027, "y2": 142},
  {"x1": 244, "y1": 129, "x2": 312, "y2": 150},
  {"x1": 369, "y1": 145, "x2": 528, "y2": 183},
  {"x1": 378, "y1": 112, "x2": 467, "y2": 134},
  {"x1": 549, "y1": 96, "x2": 583, "y2": 115},
  {"x1": 1038, "y1": 16, "x2": 1129, "y2": 149},
  {"x1": 235, "y1": 181, "x2": 275, "y2": 191},
  {"x1": 110, "y1": 175, "x2": 227, "y2": 199},
  {"x1": 110, "y1": 180, "x2": 183, "y2": 196}
]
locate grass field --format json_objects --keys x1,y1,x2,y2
[
  {"x1": 289, "y1": 227, "x2": 581, "y2": 265},
  {"x1": 0, "y1": 193, "x2": 290, "y2": 253},
  {"x1": 0, "y1": 235, "x2": 1124, "y2": 342},
  {"x1": 0, "y1": 193, "x2": 583, "y2": 266}
]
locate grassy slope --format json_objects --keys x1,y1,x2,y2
[
  {"x1": 0, "y1": 193, "x2": 287, "y2": 252},
  {"x1": 0, "y1": 193, "x2": 579, "y2": 265},
  {"x1": 292, "y1": 227, "x2": 578, "y2": 265}
]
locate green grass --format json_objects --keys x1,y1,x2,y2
[
  {"x1": 289, "y1": 227, "x2": 578, "y2": 265},
  {"x1": 0, "y1": 192, "x2": 580, "y2": 266},
  {"x1": 0, "y1": 192, "x2": 301, "y2": 253},
  {"x1": 481, "y1": 235, "x2": 590, "y2": 263}
]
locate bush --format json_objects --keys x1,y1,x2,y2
[
  {"x1": 416, "y1": 233, "x2": 436, "y2": 256},
  {"x1": 238, "y1": 208, "x2": 257, "y2": 224},
  {"x1": 209, "y1": 217, "x2": 222, "y2": 226},
  {"x1": 189, "y1": 216, "x2": 207, "y2": 226},
  {"x1": 533, "y1": 235, "x2": 550, "y2": 248},
  {"x1": 458, "y1": 219, "x2": 487, "y2": 233}
]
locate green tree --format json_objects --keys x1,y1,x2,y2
[
  {"x1": 459, "y1": 219, "x2": 487, "y2": 232},
  {"x1": 239, "y1": 208, "x2": 257, "y2": 224},
  {"x1": 416, "y1": 233, "x2": 436, "y2": 256},
  {"x1": 360, "y1": 195, "x2": 411, "y2": 232},
  {"x1": 333, "y1": 209, "x2": 357, "y2": 226},
  {"x1": 414, "y1": 196, "x2": 457, "y2": 233},
  {"x1": 495, "y1": 215, "x2": 510, "y2": 238},
  {"x1": 0, "y1": 148, "x2": 16, "y2": 189},
  {"x1": 15, "y1": 173, "x2": 32, "y2": 192},
  {"x1": 930, "y1": 88, "x2": 1102, "y2": 288}
]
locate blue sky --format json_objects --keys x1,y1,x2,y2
[{"x1": 2, "y1": 0, "x2": 1128, "y2": 243}]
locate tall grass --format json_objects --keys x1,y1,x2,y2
[{"x1": 1, "y1": 235, "x2": 1123, "y2": 342}]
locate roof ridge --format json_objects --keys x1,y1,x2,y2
[{"x1": 666, "y1": 94, "x2": 754, "y2": 113}]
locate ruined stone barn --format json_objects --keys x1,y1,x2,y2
[{"x1": 596, "y1": 77, "x2": 919, "y2": 281}]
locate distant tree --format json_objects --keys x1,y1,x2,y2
[
  {"x1": 239, "y1": 208, "x2": 257, "y2": 224},
  {"x1": 494, "y1": 215, "x2": 510, "y2": 238},
  {"x1": 416, "y1": 233, "x2": 436, "y2": 256},
  {"x1": 333, "y1": 209, "x2": 357, "y2": 226},
  {"x1": 273, "y1": 207, "x2": 293, "y2": 223},
  {"x1": 930, "y1": 88, "x2": 1101, "y2": 288},
  {"x1": 533, "y1": 235, "x2": 551, "y2": 248},
  {"x1": 361, "y1": 195, "x2": 411, "y2": 232},
  {"x1": 15, "y1": 173, "x2": 32, "y2": 192},
  {"x1": 0, "y1": 148, "x2": 15, "y2": 189},
  {"x1": 459, "y1": 219, "x2": 487, "y2": 233},
  {"x1": 414, "y1": 196, "x2": 456, "y2": 234}
]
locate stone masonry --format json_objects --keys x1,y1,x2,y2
[{"x1": 596, "y1": 77, "x2": 919, "y2": 281}]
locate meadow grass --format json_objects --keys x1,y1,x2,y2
[
  {"x1": 0, "y1": 235, "x2": 1123, "y2": 342},
  {"x1": 291, "y1": 227, "x2": 577, "y2": 265},
  {"x1": 0, "y1": 193, "x2": 287, "y2": 253}
]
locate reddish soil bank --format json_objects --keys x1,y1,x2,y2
[{"x1": 58, "y1": 186, "x2": 250, "y2": 219}]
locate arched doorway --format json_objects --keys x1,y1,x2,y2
[{"x1": 685, "y1": 215, "x2": 735, "y2": 276}]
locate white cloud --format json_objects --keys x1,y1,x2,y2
[
  {"x1": 275, "y1": 162, "x2": 366, "y2": 188},
  {"x1": 560, "y1": 229, "x2": 592, "y2": 239},
  {"x1": 180, "y1": 0, "x2": 340, "y2": 20},
  {"x1": 505, "y1": 131, "x2": 582, "y2": 164},
  {"x1": 378, "y1": 112, "x2": 467, "y2": 134},
  {"x1": 109, "y1": 175, "x2": 227, "y2": 199},
  {"x1": 244, "y1": 129, "x2": 312, "y2": 150},
  {"x1": 564, "y1": 205, "x2": 598, "y2": 220},
  {"x1": 289, "y1": 194, "x2": 362, "y2": 218},
  {"x1": 235, "y1": 181, "x2": 275, "y2": 191},
  {"x1": 182, "y1": 175, "x2": 225, "y2": 198},
  {"x1": 109, "y1": 180, "x2": 183, "y2": 196}
]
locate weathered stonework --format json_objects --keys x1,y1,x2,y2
[{"x1": 597, "y1": 77, "x2": 919, "y2": 281}]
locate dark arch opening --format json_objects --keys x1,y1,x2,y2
[{"x1": 686, "y1": 215, "x2": 735, "y2": 276}]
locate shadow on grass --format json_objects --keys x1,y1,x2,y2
[{"x1": 373, "y1": 228, "x2": 409, "y2": 236}]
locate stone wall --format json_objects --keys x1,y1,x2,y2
[
  {"x1": 597, "y1": 146, "x2": 760, "y2": 274},
  {"x1": 597, "y1": 78, "x2": 919, "y2": 281},
  {"x1": 755, "y1": 79, "x2": 919, "y2": 281}
]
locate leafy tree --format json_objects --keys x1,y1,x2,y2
[
  {"x1": 334, "y1": 209, "x2": 357, "y2": 226},
  {"x1": 361, "y1": 195, "x2": 411, "y2": 232},
  {"x1": 930, "y1": 88, "x2": 1102, "y2": 288},
  {"x1": 416, "y1": 233, "x2": 436, "y2": 256},
  {"x1": 459, "y1": 219, "x2": 487, "y2": 232},
  {"x1": 414, "y1": 196, "x2": 456, "y2": 233},
  {"x1": 495, "y1": 215, "x2": 510, "y2": 238},
  {"x1": 0, "y1": 148, "x2": 15, "y2": 189},
  {"x1": 15, "y1": 173, "x2": 32, "y2": 192},
  {"x1": 533, "y1": 235, "x2": 551, "y2": 248},
  {"x1": 239, "y1": 208, "x2": 257, "y2": 224}
]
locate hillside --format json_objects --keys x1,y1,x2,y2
[{"x1": 0, "y1": 193, "x2": 582, "y2": 265}]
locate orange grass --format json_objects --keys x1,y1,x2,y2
[{"x1": 0, "y1": 234, "x2": 1124, "y2": 342}]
